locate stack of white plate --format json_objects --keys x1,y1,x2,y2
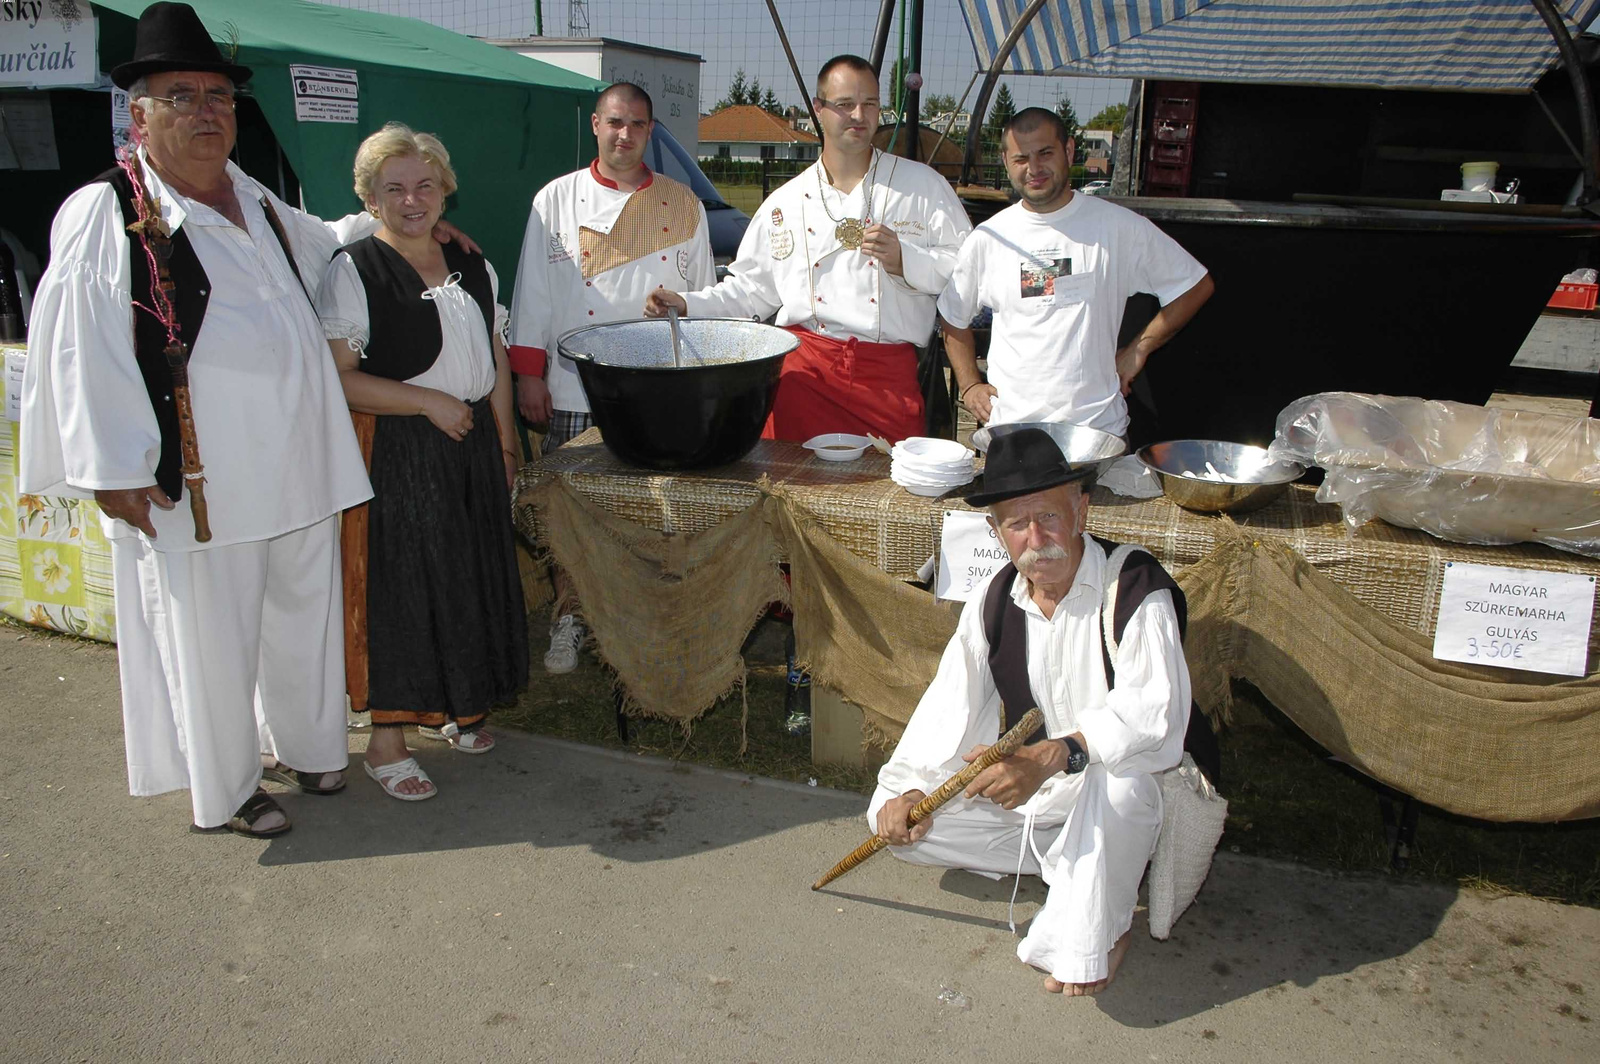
[{"x1": 891, "y1": 437, "x2": 976, "y2": 496}]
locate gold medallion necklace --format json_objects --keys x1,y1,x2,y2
[{"x1": 816, "y1": 151, "x2": 877, "y2": 250}]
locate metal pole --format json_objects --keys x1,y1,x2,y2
[
  {"x1": 1528, "y1": 0, "x2": 1599, "y2": 204},
  {"x1": 763, "y1": 0, "x2": 822, "y2": 140},
  {"x1": 926, "y1": 70, "x2": 981, "y2": 177},
  {"x1": 960, "y1": 0, "x2": 1052, "y2": 185},
  {"x1": 906, "y1": 0, "x2": 924, "y2": 160},
  {"x1": 535, "y1": 0, "x2": 543, "y2": 36},
  {"x1": 869, "y1": 0, "x2": 897, "y2": 75}
]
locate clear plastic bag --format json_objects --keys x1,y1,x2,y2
[{"x1": 1267, "y1": 392, "x2": 1600, "y2": 556}]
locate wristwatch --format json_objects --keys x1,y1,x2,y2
[{"x1": 1062, "y1": 735, "x2": 1089, "y2": 775}]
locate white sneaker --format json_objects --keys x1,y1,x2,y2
[{"x1": 544, "y1": 614, "x2": 584, "y2": 674}]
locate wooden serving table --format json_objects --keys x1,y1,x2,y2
[{"x1": 515, "y1": 428, "x2": 1600, "y2": 823}]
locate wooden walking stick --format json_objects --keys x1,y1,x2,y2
[{"x1": 812, "y1": 707, "x2": 1044, "y2": 891}]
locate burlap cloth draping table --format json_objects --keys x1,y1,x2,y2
[{"x1": 514, "y1": 428, "x2": 1600, "y2": 822}]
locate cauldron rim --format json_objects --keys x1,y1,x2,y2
[{"x1": 556, "y1": 316, "x2": 800, "y2": 371}]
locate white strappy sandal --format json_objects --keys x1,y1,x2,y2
[
  {"x1": 363, "y1": 757, "x2": 437, "y2": 801},
  {"x1": 417, "y1": 721, "x2": 496, "y2": 755}
]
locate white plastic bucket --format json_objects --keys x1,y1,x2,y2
[{"x1": 1461, "y1": 160, "x2": 1498, "y2": 192}]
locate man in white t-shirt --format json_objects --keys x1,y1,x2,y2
[
  {"x1": 509, "y1": 82, "x2": 714, "y2": 673},
  {"x1": 938, "y1": 108, "x2": 1213, "y2": 436}
]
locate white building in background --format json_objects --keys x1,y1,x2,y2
[{"x1": 486, "y1": 37, "x2": 704, "y2": 156}]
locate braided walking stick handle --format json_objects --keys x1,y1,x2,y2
[{"x1": 811, "y1": 707, "x2": 1044, "y2": 891}]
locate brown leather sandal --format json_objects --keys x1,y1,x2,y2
[
  {"x1": 261, "y1": 762, "x2": 346, "y2": 795},
  {"x1": 190, "y1": 789, "x2": 292, "y2": 838}
]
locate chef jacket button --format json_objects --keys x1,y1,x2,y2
[
  {"x1": 662, "y1": 227, "x2": 669, "y2": 233},
  {"x1": 870, "y1": 298, "x2": 876, "y2": 303},
  {"x1": 588, "y1": 310, "x2": 595, "y2": 316},
  {"x1": 867, "y1": 261, "x2": 874, "y2": 266},
  {"x1": 585, "y1": 281, "x2": 592, "y2": 287},
  {"x1": 807, "y1": 228, "x2": 814, "y2": 234},
  {"x1": 661, "y1": 255, "x2": 667, "y2": 261},
  {"x1": 813, "y1": 262, "x2": 819, "y2": 269}
]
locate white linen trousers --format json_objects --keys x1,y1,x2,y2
[{"x1": 113, "y1": 516, "x2": 348, "y2": 828}]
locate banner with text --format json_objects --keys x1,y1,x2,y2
[{"x1": 0, "y1": 1, "x2": 95, "y2": 89}]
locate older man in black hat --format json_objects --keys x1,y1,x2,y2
[
  {"x1": 870, "y1": 427, "x2": 1193, "y2": 996},
  {"x1": 21, "y1": 3, "x2": 383, "y2": 837}
]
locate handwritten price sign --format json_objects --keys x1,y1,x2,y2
[
  {"x1": 1432, "y1": 561, "x2": 1596, "y2": 676},
  {"x1": 935, "y1": 510, "x2": 1010, "y2": 602}
]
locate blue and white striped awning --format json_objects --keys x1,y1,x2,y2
[{"x1": 957, "y1": 0, "x2": 1600, "y2": 92}]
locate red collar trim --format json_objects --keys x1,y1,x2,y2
[{"x1": 589, "y1": 159, "x2": 654, "y2": 191}]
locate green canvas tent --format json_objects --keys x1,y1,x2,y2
[{"x1": 90, "y1": 0, "x2": 605, "y2": 286}]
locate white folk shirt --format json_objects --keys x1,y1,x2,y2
[
  {"x1": 20, "y1": 153, "x2": 373, "y2": 552},
  {"x1": 684, "y1": 150, "x2": 971, "y2": 346},
  {"x1": 877, "y1": 535, "x2": 1191, "y2": 823},
  {"x1": 938, "y1": 194, "x2": 1207, "y2": 437},
  {"x1": 509, "y1": 166, "x2": 714, "y2": 413},
  {"x1": 317, "y1": 253, "x2": 509, "y2": 403}
]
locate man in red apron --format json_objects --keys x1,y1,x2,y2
[{"x1": 646, "y1": 54, "x2": 970, "y2": 443}]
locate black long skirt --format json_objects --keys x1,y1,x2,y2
[{"x1": 366, "y1": 397, "x2": 528, "y2": 721}]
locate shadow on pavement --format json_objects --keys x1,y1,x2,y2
[{"x1": 255, "y1": 731, "x2": 862, "y2": 868}]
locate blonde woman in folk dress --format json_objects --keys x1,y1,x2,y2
[{"x1": 318, "y1": 123, "x2": 527, "y2": 800}]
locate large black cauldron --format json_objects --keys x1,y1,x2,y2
[{"x1": 557, "y1": 318, "x2": 798, "y2": 470}]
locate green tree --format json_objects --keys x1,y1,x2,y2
[
  {"x1": 922, "y1": 92, "x2": 958, "y2": 122},
  {"x1": 1054, "y1": 92, "x2": 1080, "y2": 156},
  {"x1": 983, "y1": 82, "x2": 1016, "y2": 161},
  {"x1": 1088, "y1": 102, "x2": 1129, "y2": 134},
  {"x1": 717, "y1": 68, "x2": 749, "y2": 110},
  {"x1": 760, "y1": 87, "x2": 783, "y2": 116},
  {"x1": 887, "y1": 58, "x2": 905, "y2": 114}
]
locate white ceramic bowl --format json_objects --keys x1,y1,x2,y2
[{"x1": 803, "y1": 433, "x2": 872, "y2": 462}]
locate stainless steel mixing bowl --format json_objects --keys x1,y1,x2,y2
[{"x1": 1137, "y1": 440, "x2": 1306, "y2": 513}]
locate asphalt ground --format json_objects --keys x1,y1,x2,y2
[{"x1": 2, "y1": 629, "x2": 1597, "y2": 1063}]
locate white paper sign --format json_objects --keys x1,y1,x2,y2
[
  {"x1": 935, "y1": 510, "x2": 1009, "y2": 602},
  {"x1": 5, "y1": 347, "x2": 26, "y2": 422},
  {"x1": 0, "y1": 1, "x2": 96, "y2": 89},
  {"x1": 110, "y1": 86, "x2": 130, "y2": 151},
  {"x1": 290, "y1": 64, "x2": 358, "y2": 124},
  {"x1": 1433, "y1": 561, "x2": 1596, "y2": 676},
  {"x1": 0, "y1": 90, "x2": 57, "y2": 169}
]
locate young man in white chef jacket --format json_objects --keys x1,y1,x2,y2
[{"x1": 508, "y1": 82, "x2": 715, "y2": 673}]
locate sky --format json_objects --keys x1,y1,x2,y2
[{"x1": 311, "y1": 0, "x2": 1134, "y2": 125}]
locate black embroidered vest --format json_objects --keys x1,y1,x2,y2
[
  {"x1": 100, "y1": 166, "x2": 209, "y2": 501},
  {"x1": 979, "y1": 536, "x2": 1219, "y2": 784},
  {"x1": 337, "y1": 237, "x2": 495, "y2": 382}
]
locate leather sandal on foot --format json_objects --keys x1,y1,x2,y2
[
  {"x1": 417, "y1": 721, "x2": 496, "y2": 755},
  {"x1": 190, "y1": 789, "x2": 292, "y2": 838},
  {"x1": 364, "y1": 757, "x2": 436, "y2": 801},
  {"x1": 262, "y1": 762, "x2": 346, "y2": 795}
]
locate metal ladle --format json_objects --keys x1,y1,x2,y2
[{"x1": 668, "y1": 306, "x2": 683, "y2": 369}]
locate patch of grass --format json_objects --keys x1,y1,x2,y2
[
  {"x1": 499, "y1": 608, "x2": 878, "y2": 795},
  {"x1": 711, "y1": 182, "x2": 766, "y2": 216}
]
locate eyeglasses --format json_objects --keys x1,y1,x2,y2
[
  {"x1": 816, "y1": 97, "x2": 881, "y2": 115},
  {"x1": 144, "y1": 91, "x2": 237, "y2": 116}
]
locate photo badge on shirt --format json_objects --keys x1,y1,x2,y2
[{"x1": 1017, "y1": 249, "x2": 1093, "y2": 306}]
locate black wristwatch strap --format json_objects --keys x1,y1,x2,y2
[{"x1": 1062, "y1": 735, "x2": 1089, "y2": 775}]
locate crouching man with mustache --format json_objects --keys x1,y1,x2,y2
[{"x1": 870, "y1": 427, "x2": 1193, "y2": 995}]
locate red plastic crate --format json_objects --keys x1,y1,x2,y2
[{"x1": 1548, "y1": 282, "x2": 1598, "y2": 311}]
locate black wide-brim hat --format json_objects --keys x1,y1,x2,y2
[
  {"x1": 963, "y1": 426, "x2": 1096, "y2": 507},
  {"x1": 111, "y1": 2, "x2": 252, "y2": 90}
]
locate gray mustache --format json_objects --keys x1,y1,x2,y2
[{"x1": 1016, "y1": 543, "x2": 1069, "y2": 570}]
